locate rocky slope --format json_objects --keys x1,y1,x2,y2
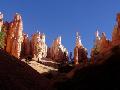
[
  {"x1": 0, "y1": 49, "x2": 51, "y2": 90},
  {"x1": 1, "y1": 45, "x2": 120, "y2": 90},
  {"x1": 54, "y1": 45, "x2": 120, "y2": 90},
  {"x1": 21, "y1": 58, "x2": 58, "y2": 74}
]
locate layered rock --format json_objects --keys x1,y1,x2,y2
[
  {"x1": 31, "y1": 32, "x2": 47, "y2": 60},
  {"x1": 91, "y1": 30, "x2": 112, "y2": 64},
  {"x1": 6, "y1": 13, "x2": 23, "y2": 58},
  {"x1": 49, "y1": 36, "x2": 68, "y2": 63},
  {"x1": 112, "y1": 13, "x2": 120, "y2": 46},
  {"x1": 74, "y1": 32, "x2": 88, "y2": 65},
  {"x1": 91, "y1": 30, "x2": 100, "y2": 64},
  {"x1": 99, "y1": 32, "x2": 111, "y2": 52},
  {"x1": 2, "y1": 12, "x2": 120, "y2": 64},
  {"x1": 90, "y1": 13, "x2": 120, "y2": 64}
]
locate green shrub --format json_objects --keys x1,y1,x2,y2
[{"x1": 0, "y1": 31, "x2": 6, "y2": 49}]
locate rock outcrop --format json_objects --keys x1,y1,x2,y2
[
  {"x1": 31, "y1": 32, "x2": 47, "y2": 60},
  {"x1": 91, "y1": 30, "x2": 100, "y2": 64},
  {"x1": 99, "y1": 32, "x2": 111, "y2": 53},
  {"x1": 91, "y1": 13, "x2": 120, "y2": 64},
  {"x1": 21, "y1": 34, "x2": 30, "y2": 57},
  {"x1": 49, "y1": 36, "x2": 68, "y2": 63},
  {"x1": 1, "y1": 12, "x2": 120, "y2": 66},
  {"x1": 55, "y1": 46, "x2": 120, "y2": 90},
  {"x1": 0, "y1": 49, "x2": 50, "y2": 90},
  {"x1": 74, "y1": 32, "x2": 88, "y2": 65},
  {"x1": 91, "y1": 31, "x2": 112, "y2": 64},
  {"x1": 6, "y1": 13, "x2": 23, "y2": 58},
  {"x1": 112, "y1": 13, "x2": 120, "y2": 46}
]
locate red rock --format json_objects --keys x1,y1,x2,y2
[
  {"x1": 31, "y1": 32, "x2": 47, "y2": 60},
  {"x1": 6, "y1": 13, "x2": 23, "y2": 58},
  {"x1": 74, "y1": 32, "x2": 88, "y2": 65},
  {"x1": 49, "y1": 36, "x2": 68, "y2": 62}
]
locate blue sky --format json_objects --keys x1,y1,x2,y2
[{"x1": 0, "y1": 0, "x2": 120, "y2": 56}]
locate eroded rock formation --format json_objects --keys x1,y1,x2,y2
[
  {"x1": 21, "y1": 34, "x2": 30, "y2": 57},
  {"x1": 91, "y1": 13, "x2": 120, "y2": 64},
  {"x1": 49, "y1": 36, "x2": 68, "y2": 63},
  {"x1": 91, "y1": 30, "x2": 100, "y2": 64},
  {"x1": 112, "y1": 13, "x2": 120, "y2": 46},
  {"x1": 99, "y1": 32, "x2": 111, "y2": 53},
  {"x1": 1, "y1": 12, "x2": 120, "y2": 66},
  {"x1": 74, "y1": 32, "x2": 88, "y2": 65},
  {"x1": 31, "y1": 32, "x2": 47, "y2": 60},
  {"x1": 6, "y1": 13, "x2": 23, "y2": 58},
  {"x1": 91, "y1": 30, "x2": 112, "y2": 64}
]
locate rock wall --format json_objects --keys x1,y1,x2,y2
[
  {"x1": 21, "y1": 34, "x2": 30, "y2": 57},
  {"x1": 91, "y1": 31, "x2": 112, "y2": 64},
  {"x1": 31, "y1": 32, "x2": 47, "y2": 60},
  {"x1": 1, "y1": 12, "x2": 120, "y2": 64},
  {"x1": 74, "y1": 32, "x2": 88, "y2": 65},
  {"x1": 49, "y1": 36, "x2": 68, "y2": 63},
  {"x1": 112, "y1": 13, "x2": 120, "y2": 46},
  {"x1": 90, "y1": 13, "x2": 120, "y2": 64},
  {"x1": 6, "y1": 13, "x2": 23, "y2": 58}
]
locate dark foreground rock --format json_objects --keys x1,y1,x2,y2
[
  {"x1": 54, "y1": 46, "x2": 120, "y2": 90},
  {"x1": 0, "y1": 49, "x2": 50, "y2": 90}
]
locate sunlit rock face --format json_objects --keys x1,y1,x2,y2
[
  {"x1": 0, "y1": 12, "x2": 3, "y2": 32},
  {"x1": 91, "y1": 30, "x2": 101, "y2": 64},
  {"x1": 31, "y1": 32, "x2": 47, "y2": 60},
  {"x1": 91, "y1": 13, "x2": 120, "y2": 64},
  {"x1": 6, "y1": 13, "x2": 23, "y2": 58},
  {"x1": 112, "y1": 13, "x2": 120, "y2": 46},
  {"x1": 49, "y1": 36, "x2": 68, "y2": 63},
  {"x1": 74, "y1": 46, "x2": 79, "y2": 64},
  {"x1": 99, "y1": 32, "x2": 111, "y2": 53},
  {"x1": 74, "y1": 32, "x2": 88, "y2": 65},
  {"x1": 91, "y1": 30, "x2": 112, "y2": 64}
]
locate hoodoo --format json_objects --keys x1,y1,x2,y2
[
  {"x1": 74, "y1": 32, "x2": 88, "y2": 65},
  {"x1": 49, "y1": 36, "x2": 68, "y2": 63},
  {"x1": 6, "y1": 13, "x2": 23, "y2": 58}
]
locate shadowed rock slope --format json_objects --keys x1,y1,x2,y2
[
  {"x1": 0, "y1": 49, "x2": 50, "y2": 90},
  {"x1": 55, "y1": 45, "x2": 120, "y2": 90}
]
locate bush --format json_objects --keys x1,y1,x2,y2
[{"x1": 0, "y1": 31, "x2": 6, "y2": 49}]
